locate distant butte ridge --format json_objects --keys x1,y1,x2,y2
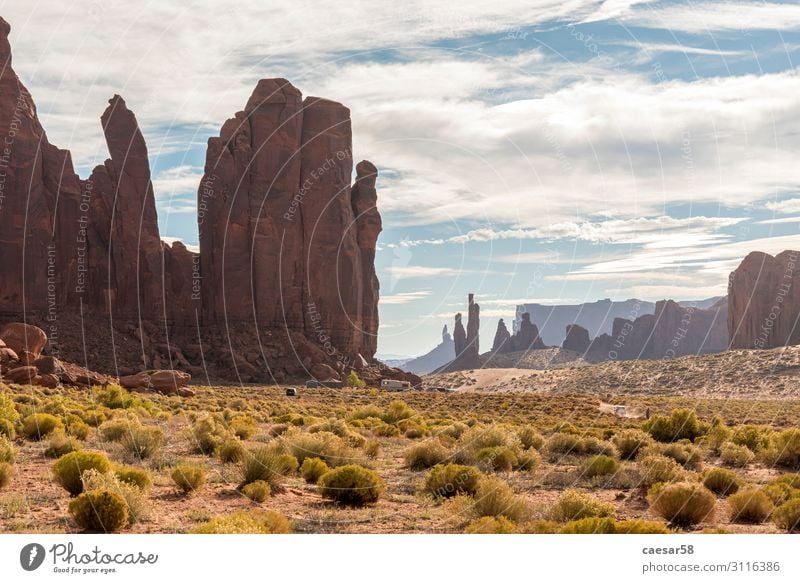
[
  {"x1": 0, "y1": 16, "x2": 417, "y2": 386},
  {"x1": 436, "y1": 250, "x2": 800, "y2": 372}
]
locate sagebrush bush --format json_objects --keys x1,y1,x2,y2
[
  {"x1": 702, "y1": 468, "x2": 741, "y2": 497},
  {"x1": 284, "y1": 429, "x2": 358, "y2": 467},
  {"x1": 0, "y1": 391, "x2": 19, "y2": 427},
  {"x1": 464, "y1": 516, "x2": 518, "y2": 533},
  {"x1": 560, "y1": 517, "x2": 617, "y2": 534},
  {"x1": 191, "y1": 510, "x2": 290, "y2": 534},
  {"x1": 171, "y1": 463, "x2": 207, "y2": 494},
  {"x1": 44, "y1": 429, "x2": 82, "y2": 458},
  {"x1": 242, "y1": 480, "x2": 271, "y2": 502},
  {"x1": 772, "y1": 499, "x2": 800, "y2": 533},
  {"x1": 476, "y1": 446, "x2": 518, "y2": 472},
  {"x1": 113, "y1": 465, "x2": 152, "y2": 491},
  {"x1": 614, "y1": 519, "x2": 671, "y2": 534},
  {"x1": 518, "y1": 427, "x2": 544, "y2": 451},
  {"x1": 545, "y1": 432, "x2": 584, "y2": 459},
  {"x1": 229, "y1": 415, "x2": 257, "y2": 439},
  {"x1": 382, "y1": 400, "x2": 416, "y2": 424},
  {"x1": 582, "y1": 455, "x2": 620, "y2": 478},
  {"x1": 99, "y1": 417, "x2": 139, "y2": 442},
  {"x1": 762, "y1": 474, "x2": 800, "y2": 506},
  {"x1": 345, "y1": 370, "x2": 366, "y2": 388},
  {"x1": 0, "y1": 418, "x2": 14, "y2": 439},
  {"x1": 613, "y1": 429, "x2": 653, "y2": 460},
  {"x1": 644, "y1": 408, "x2": 703, "y2": 442},
  {"x1": 0, "y1": 435, "x2": 16, "y2": 464},
  {"x1": 423, "y1": 463, "x2": 481, "y2": 499},
  {"x1": 403, "y1": 440, "x2": 449, "y2": 470},
  {"x1": 720, "y1": 442, "x2": 755, "y2": 467},
  {"x1": 68, "y1": 489, "x2": 129, "y2": 532},
  {"x1": 300, "y1": 457, "x2": 329, "y2": 484},
  {"x1": 764, "y1": 429, "x2": 800, "y2": 470},
  {"x1": 728, "y1": 488, "x2": 773, "y2": 524},
  {"x1": 22, "y1": 413, "x2": 63, "y2": 440},
  {"x1": 582, "y1": 436, "x2": 617, "y2": 457},
  {"x1": 217, "y1": 439, "x2": 246, "y2": 464},
  {"x1": 317, "y1": 464, "x2": 384, "y2": 506},
  {"x1": 550, "y1": 489, "x2": 615, "y2": 522},
  {"x1": 82, "y1": 469, "x2": 149, "y2": 524},
  {"x1": 121, "y1": 425, "x2": 165, "y2": 460},
  {"x1": 0, "y1": 462, "x2": 13, "y2": 489},
  {"x1": 472, "y1": 475, "x2": 527, "y2": 522},
  {"x1": 648, "y1": 442, "x2": 703, "y2": 470},
  {"x1": 190, "y1": 416, "x2": 232, "y2": 455},
  {"x1": 648, "y1": 482, "x2": 715, "y2": 527},
  {"x1": 242, "y1": 446, "x2": 298, "y2": 489},
  {"x1": 92, "y1": 385, "x2": 139, "y2": 409},
  {"x1": 53, "y1": 450, "x2": 112, "y2": 495},
  {"x1": 66, "y1": 415, "x2": 91, "y2": 440},
  {"x1": 637, "y1": 453, "x2": 687, "y2": 487},
  {"x1": 730, "y1": 425, "x2": 772, "y2": 452},
  {"x1": 515, "y1": 450, "x2": 541, "y2": 472}
]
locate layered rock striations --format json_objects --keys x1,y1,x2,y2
[
  {"x1": 728, "y1": 250, "x2": 800, "y2": 349},
  {"x1": 0, "y1": 20, "x2": 387, "y2": 382}
]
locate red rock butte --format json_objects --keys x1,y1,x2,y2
[{"x1": 0, "y1": 17, "x2": 413, "y2": 385}]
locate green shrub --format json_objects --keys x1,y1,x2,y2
[
  {"x1": 772, "y1": 499, "x2": 800, "y2": 533},
  {"x1": 0, "y1": 462, "x2": 13, "y2": 489},
  {"x1": 649, "y1": 442, "x2": 703, "y2": 470},
  {"x1": 551, "y1": 489, "x2": 615, "y2": 522},
  {"x1": 382, "y1": 400, "x2": 416, "y2": 424},
  {"x1": 190, "y1": 416, "x2": 232, "y2": 455},
  {"x1": 638, "y1": 453, "x2": 687, "y2": 487},
  {"x1": 300, "y1": 457, "x2": 329, "y2": 484},
  {"x1": 53, "y1": 451, "x2": 111, "y2": 495},
  {"x1": 702, "y1": 418, "x2": 732, "y2": 454},
  {"x1": 644, "y1": 408, "x2": 703, "y2": 442},
  {"x1": 648, "y1": 482, "x2": 715, "y2": 527},
  {"x1": 515, "y1": 450, "x2": 541, "y2": 472},
  {"x1": 423, "y1": 463, "x2": 481, "y2": 499},
  {"x1": 582, "y1": 437, "x2": 617, "y2": 457},
  {"x1": 720, "y1": 442, "x2": 755, "y2": 467},
  {"x1": 191, "y1": 510, "x2": 290, "y2": 534},
  {"x1": 728, "y1": 488, "x2": 773, "y2": 523},
  {"x1": 121, "y1": 425, "x2": 165, "y2": 460},
  {"x1": 615, "y1": 519, "x2": 670, "y2": 534},
  {"x1": 403, "y1": 440, "x2": 449, "y2": 470},
  {"x1": 545, "y1": 432, "x2": 584, "y2": 459},
  {"x1": 613, "y1": 429, "x2": 653, "y2": 460},
  {"x1": 284, "y1": 429, "x2": 358, "y2": 467},
  {"x1": 0, "y1": 436, "x2": 16, "y2": 464},
  {"x1": 364, "y1": 440, "x2": 380, "y2": 459},
  {"x1": 582, "y1": 455, "x2": 620, "y2": 478},
  {"x1": 472, "y1": 476, "x2": 528, "y2": 522},
  {"x1": 229, "y1": 416, "x2": 257, "y2": 440},
  {"x1": 464, "y1": 516, "x2": 518, "y2": 533},
  {"x1": 171, "y1": 463, "x2": 206, "y2": 494},
  {"x1": 702, "y1": 468, "x2": 741, "y2": 496},
  {"x1": 81, "y1": 469, "x2": 149, "y2": 524},
  {"x1": 66, "y1": 416, "x2": 91, "y2": 440},
  {"x1": 0, "y1": 418, "x2": 15, "y2": 439},
  {"x1": 476, "y1": 446, "x2": 518, "y2": 472},
  {"x1": 99, "y1": 417, "x2": 139, "y2": 442},
  {"x1": 560, "y1": 517, "x2": 616, "y2": 534},
  {"x1": 765, "y1": 429, "x2": 800, "y2": 470},
  {"x1": 242, "y1": 446, "x2": 299, "y2": 489},
  {"x1": 93, "y1": 385, "x2": 138, "y2": 409},
  {"x1": 762, "y1": 474, "x2": 800, "y2": 506},
  {"x1": 113, "y1": 465, "x2": 152, "y2": 491},
  {"x1": 44, "y1": 429, "x2": 82, "y2": 458},
  {"x1": 68, "y1": 489, "x2": 129, "y2": 532},
  {"x1": 22, "y1": 413, "x2": 63, "y2": 440},
  {"x1": 242, "y1": 480, "x2": 271, "y2": 502},
  {"x1": 0, "y1": 391, "x2": 19, "y2": 427},
  {"x1": 519, "y1": 427, "x2": 544, "y2": 451},
  {"x1": 217, "y1": 439, "x2": 246, "y2": 464},
  {"x1": 345, "y1": 370, "x2": 366, "y2": 389},
  {"x1": 372, "y1": 423, "x2": 400, "y2": 437},
  {"x1": 317, "y1": 464, "x2": 384, "y2": 506},
  {"x1": 730, "y1": 425, "x2": 772, "y2": 452}
]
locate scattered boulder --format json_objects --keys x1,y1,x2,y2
[
  {"x1": 0, "y1": 323, "x2": 48, "y2": 358},
  {"x1": 3, "y1": 366, "x2": 37, "y2": 384},
  {"x1": 119, "y1": 370, "x2": 193, "y2": 396}
]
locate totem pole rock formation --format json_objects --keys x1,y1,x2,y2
[{"x1": 492, "y1": 319, "x2": 512, "y2": 353}]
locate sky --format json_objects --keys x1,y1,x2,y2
[{"x1": 4, "y1": 0, "x2": 800, "y2": 358}]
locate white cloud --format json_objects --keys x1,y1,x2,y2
[
  {"x1": 765, "y1": 198, "x2": 800, "y2": 214},
  {"x1": 757, "y1": 216, "x2": 800, "y2": 225},
  {"x1": 380, "y1": 290, "x2": 433, "y2": 305},
  {"x1": 614, "y1": 2, "x2": 800, "y2": 33},
  {"x1": 152, "y1": 165, "x2": 204, "y2": 197},
  {"x1": 383, "y1": 266, "x2": 463, "y2": 279}
]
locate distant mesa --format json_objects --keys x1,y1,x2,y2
[{"x1": 399, "y1": 325, "x2": 455, "y2": 375}]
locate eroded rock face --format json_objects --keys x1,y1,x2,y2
[
  {"x1": 728, "y1": 251, "x2": 800, "y2": 349},
  {"x1": 563, "y1": 324, "x2": 590, "y2": 353},
  {"x1": 512, "y1": 313, "x2": 546, "y2": 351},
  {"x1": 453, "y1": 314, "x2": 467, "y2": 357}
]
